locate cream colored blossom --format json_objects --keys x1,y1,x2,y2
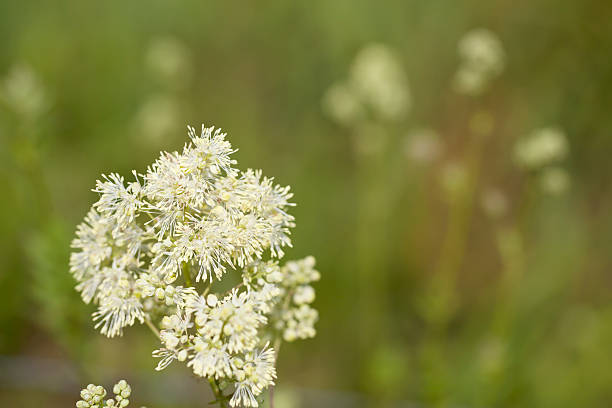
[
  {"x1": 404, "y1": 128, "x2": 442, "y2": 164},
  {"x1": 454, "y1": 29, "x2": 505, "y2": 95},
  {"x1": 350, "y1": 44, "x2": 411, "y2": 120},
  {"x1": 146, "y1": 36, "x2": 192, "y2": 88},
  {"x1": 71, "y1": 125, "x2": 318, "y2": 407},
  {"x1": 321, "y1": 81, "x2": 365, "y2": 126},
  {"x1": 1, "y1": 63, "x2": 48, "y2": 118},
  {"x1": 322, "y1": 43, "x2": 410, "y2": 126},
  {"x1": 481, "y1": 188, "x2": 508, "y2": 219},
  {"x1": 540, "y1": 167, "x2": 570, "y2": 195},
  {"x1": 514, "y1": 127, "x2": 569, "y2": 170},
  {"x1": 75, "y1": 380, "x2": 140, "y2": 408}
]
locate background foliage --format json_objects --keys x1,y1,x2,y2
[{"x1": 1, "y1": 1, "x2": 612, "y2": 407}]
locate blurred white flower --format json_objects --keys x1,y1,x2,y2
[
  {"x1": 146, "y1": 36, "x2": 192, "y2": 88},
  {"x1": 350, "y1": 43, "x2": 411, "y2": 120},
  {"x1": 481, "y1": 188, "x2": 508, "y2": 219},
  {"x1": 134, "y1": 94, "x2": 181, "y2": 143},
  {"x1": 1, "y1": 63, "x2": 48, "y2": 119},
  {"x1": 454, "y1": 66, "x2": 488, "y2": 95},
  {"x1": 322, "y1": 43, "x2": 410, "y2": 126},
  {"x1": 321, "y1": 81, "x2": 364, "y2": 126},
  {"x1": 293, "y1": 285, "x2": 315, "y2": 305},
  {"x1": 514, "y1": 127, "x2": 569, "y2": 170},
  {"x1": 272, "y1": 257, "x2": 320, "y2": 342},
  {"x1": 539, "y1": 166, "x2": 570, "y2": 195},
  {"x1": 458, "y1": 29, "x2": 505, "y2": 74},
  {"x1": 454, "y1": 29, "x2": 505, "y2": 95},
  {"x1": 404, "y1": 128, "x2": 442, "y2": 164}
]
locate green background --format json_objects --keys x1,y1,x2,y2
[{"x1": 1, "y1": 1, "x2": 612, "y2": 407}]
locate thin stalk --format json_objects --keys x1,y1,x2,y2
[
  {"x1": 421, "y1": 111, "x2": 491, "y2": 407},
  {"x1": 145, "y1": 317, "x2": 161, "y2": 340},
  {"x1": 208, "y1": 378, "x2": 229, "y2": 408},
  {"x1": 269, "y1": 335, "x2": 283, "y2": 408},
  {"x1": 183, "y1": 262, "x2": 193, "y2": 287}
]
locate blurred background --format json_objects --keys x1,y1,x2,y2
[{"x1": 1, "y1": 1, "x2": 612, "y2": 407}]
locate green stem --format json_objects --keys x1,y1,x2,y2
[
  {"x1": 420, "y1": 110, "x2": 491, "y2": 407},
  {"x1": 145, "y1": 317, "x2": 161, "y2": 340},
  {"x1": 182, "y1": 262, "x2": 193, "y2": 287},
  {"x1": 208, "y1": 378, "x2": 229, "y2": 407},
  {"x1": 269, "y1": 335, "x2": 283, "y2": 408}
]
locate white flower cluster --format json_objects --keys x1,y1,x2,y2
[
  {"x1": 76, "y1": 380, "x2": 139, "y2": 408},
  {"x1": 403, "y1": 128, "x2": 442, "y2": 165},
  {"x1": 513, "y1": 127, "x2": 571, "y2": 194},
  {"x1": 514, "y1": 127, "x2": 568, "y2": 170},
  {"x1": 454, "y1": 29, "x2": 505, "y2": 95},
  {"x1": 146, "y1": 36, "x2": 192, "y2": 88},
  {"x1": 272, "y1": 256, "x2": 320, "y2": 342},
  {"x1": 1, "y1": 63, "x2": 48, "y2": 119},
  {"x1": 152, "y1": 256, "x2": 319, "y2": 407},
  {"x1": 70, "y1": 125, "x2": 319, "y2": 407},
  {"x1": 322, "y1": 43, "x2": 410, "y2": 125}
]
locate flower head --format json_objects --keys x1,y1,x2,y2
[
  {"x1": 454, "y1": 29, "x2": 505, "y2": 95},
  {"x1": 514, "y1": 127, "x2": 569, "y2": 170},
  {"x1": 71, "y1": 124, "x2": 319, "y2": 407},
  {"x1": 75, "y1": 380, "x2": 137, "y2": 408},
  {"x1": 71, "y1": 125, "x2": 299, "y2": 337}
]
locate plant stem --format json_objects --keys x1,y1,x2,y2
[
  {"x1": 208, "y1": 378, "x2": 229, "y2": 407},
  {"x1": 182, "y1": 262, "x2": 193, "y2": 287},
  {"x1": 421, "y1": 110, "x2": 490, "y2": 406},
  {"x1": 269, "y1": 335, "x2": 283, "y2": 408},
  {"x1": 145, "y1": 317, "x2": 161, "y2": 340}
]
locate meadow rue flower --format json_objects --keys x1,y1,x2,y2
[
  {"x1": 350, "y1": 44, "x2": 411, "y2": 120},
  {"x1": 146, "y1": 36, "x2": 192, "y2": 88},
  {"x1": 322, "y1": 43, "x2": 410, "y2": 126},
  {"x1": 321, "y1": 81, "x2": 365, "y2": 126},
  {"x1": 481, "y1": 188, "x2": 509, "y2": 219},
  {"x1": 458, "y1": 29, "x2": 505, "y2": 74},
  {"x1": 539, "y1": 166, "x2": 571, "y2": 195},
  {"x1": 514, "y1": 127, "x2": 569, "y2": 170},
  {"x1": 0, "y1": 63, "x2": 48, "y2": 118},
  {"x1": 229, "y1": 344, "x2": 277, "y2": 407},
  {"x1": 270, "y1": 257, "x2": 320, "y2": 342},
  {"x1": 404, "y1": 128, "x2": 443, "y2": 164},
  {"x1": 454, "y1": 29, "x2": 505, "y2": 95},
  {"x1": 152, "y1": 257, "x2": 317, "y2": 404},
  {"x1": 71, "y1": 124, "x2": 318, "y2": 407},
  {"x1": 75, "y1": 380, "x2": 140, "y2": 408}
]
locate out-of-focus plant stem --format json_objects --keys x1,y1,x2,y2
[
  {"x1": 421, "y1": 110, "x2": 491, "y2": 407},
  {"x1": 480, "y1": 177, "x2": 534, "y2": 406},
  {"x1": 354, "y1": 123, "x2": 407, "y2": 349}
]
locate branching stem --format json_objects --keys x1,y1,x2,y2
[{"x1": 145, "y1": 317, "x2": 161, "y2": 339}]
